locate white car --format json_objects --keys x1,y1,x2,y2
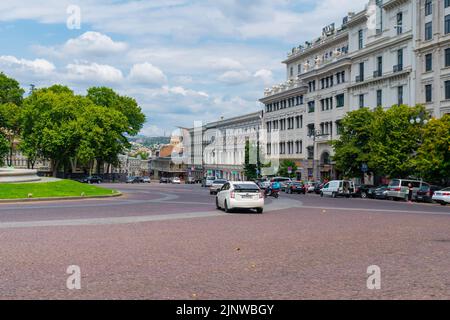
[
  {"x1": 171, "y1": 177, "x2": 181, "y2": 184},
  {"x1": 432, "y1": 188, "x2": 450, "y2": 206},
  {"x1": 321, "y1": 180, "x2": 355, "y2": 198},
  {"x1": 216, "y1": 182, "x2": 264, "y2": 214}
]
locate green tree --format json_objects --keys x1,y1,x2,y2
[
  {"x1": 332, "y1": 108, "x2": 375, "y2": 178},
  {"x1": 278, "y1": 160, "x2": 297, "y2": 178},
  {"x1": 0, "y1": 73, "x2": 25, "y2": 166},
  {"x1": 21, "y1": 86, "x2": 85, "y2": 177},
  {"x1": 86, "y1": 87, "x2": 146, "y2": 135},
  {"x1": 414, "y1": 114, "x2": 450, "y2": 186},
  {"x1": 368, "y1": 105, "x2": 426, "y2": 178},
  {"x1": 0, "y1": 72, "x2": 24, "y2": 106},
  {"x1": 244, "y1": 140, "x2": 258, "y2": 181}
]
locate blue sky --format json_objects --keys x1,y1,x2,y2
[{"x1": 0, "y1": 0, "x2": 368, "y2": 137}]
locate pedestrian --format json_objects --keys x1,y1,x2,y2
[{"x1": 408, "y1": 183, "x2": 413, "y2": 203}]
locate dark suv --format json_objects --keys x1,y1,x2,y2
[
  {"x1": 159, "y1": 177, "x2": 170, "y2": 184},
  {"x1": 416, "y1": 185, "x2": 443, "y2": 203},
  {"x1": 354, "y1": 185, "x2": 375, "y2": 198},
  {"x1": 82, "y1": 176, "x2": 103, "y2": 184},
  {"x1": 286, "y1": 182, "x2": 306, "y2": 194}
]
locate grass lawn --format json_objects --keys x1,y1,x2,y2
[{"x1": 0, "y1": 180, "x2": 118, "y2": 200}]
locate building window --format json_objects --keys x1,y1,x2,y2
[
  {"x1": 308, "y1": 101, "x2": 315, "y2": 113},
  {"x1": 445, "y1": 80, "x2": 450, "y2": 100},
  {"x1": 358, "y1": 62, "x2": 364, "y2": 81},
  {"x1": 336, "y1": 94, "x2": 344, "y2": 108},
  {"x1": 425, "y1": 53, "x2": 433, "y2": 72},
  {"x1": 396, "y1": 12, "x2": 403, "y2": 35},
  {"x1": 425, "y1": 22, "x2": 432, "y2": 41},
  {"x1": 425, "y1": 0, "x2": 432, "y2": 16},
  {"x1": 446, "y1": 0, "x2": 450, "y2": 8},
  {"x1": 446, "y1": 48, "x2": 450, "y2": 67},
  {"x1": 398, "y1": 86, "x2": 404, "y2": 105},
  {"x1": 377, "y1": 89, "x2": 382, "y2": 107},
  {"x1": 446, "y1": 15, "x2": 450, "y2": 34},
  {"x1": 397, "y1": 49, "x2": 403, "y2": 69},
  {"x1": 359, "y1": 94, "x2": 365, "y2": 108},
  {"x1": 425, "y1": 84, "x2": 432, "y2": 103},
  {"x1": 358, "y1": 29, "x2": 364, "y2": 49}
]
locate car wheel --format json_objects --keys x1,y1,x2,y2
[
  {"x1": 256, "y1": 208, "x2": 263, "y2": 214},
  {"x1": 320, "y1": 192, "x2": 324, "y2": 198},
  {"x1": 224, "y1": 201, "x2": 231, "y2": 213},
  {"x1": 216, "y1": 198, "x2": 220, "y2": 210},
  {"x1": 332, "y1": 192, "x2": 337, "y2": 198},
  {"x1": 361, "y1": 192, "x2": 367, "y2": 199}
]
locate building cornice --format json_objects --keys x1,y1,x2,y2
[
  {"x1": 283, "y1": 31, "x2": 349, "y2": 64},
  {"x1": 259, "y1": 85, "x2": 308, "y2": 104},
  {"x1": 346, "y1": 10, "x2": 367, "y2": 28},
  {"x1": 299, "y1": 58, "x2": 352, "y2": 80},
  {"x1": 348, "y1": 68, "x2": 411, "y2": 90},
  {"x1": 383, "y1": 0, "x2": 410, "y2": 11}
]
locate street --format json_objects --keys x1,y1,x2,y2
[{"x1": 0, "y1": 183, "x2": 449, "y2": 299}]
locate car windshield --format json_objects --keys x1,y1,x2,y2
[
  {"x1": 419, "y1": 185, "x2": 430, "y2": 191},
  {"x1": 213, "y1": 180, "x2": 227, "y2": 184}
]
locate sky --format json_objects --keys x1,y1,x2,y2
[{"x1": 0, "y1": 0, "x2": 368, "y2": 137}]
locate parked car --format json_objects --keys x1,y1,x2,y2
[
  {"x1": 216, "y1": 181, "x2": 264, "y2": 214},
  {"x1": 202, "y1": 176, "x2": 216, "y2": 188},
  {"x1": 126, "y1": 176, "x2": 143, "y2": 184},
  {"x1": 185, "y1": 177, "x2": 196, "y2": 184},
  {"x1": 210, "y1": 179, "x2": 228, "y2": 195},
  {"x1": 286, "y1": 181, "x2": 306, "y2": 194},
  {"x1": 368, "y1": 185, "x2": 388, "y2": 199},
  {"x1": 159, "y1": 177, "x2": 170, "y2": 184},
  {"x1": 321, "y1": 180, "x2": 355, "y2": 198},
  {"x1": 305, "y1": 181, "x2": 317, "y2": 193},
  {"x1": 82, "y1": 176, "x2": 103, "y2": 184},
  {"x1": 354, "y1": 185, "x2": 375, "y2": 198},
  {"x1": 386, "y1": 179, "x2": 428, "y2": 201},
  {"x1": 314, "y1": 183, "x2": 325, "y2": 195},
  {"x1": 142, "y1": 176, "x2": 151, "y2": 183},
  {"x1": 432, "y1": 188, "x2": 450, "y2": 206},
  {"x1": 416, "y1": 185, "x2": 443, "y2": 203},
  {"x1": 171, "y1": 177, "x2": 181, "y2": 184},
  {"x1": 271, "y1": 177, "x2": 292, "y2": 191}
]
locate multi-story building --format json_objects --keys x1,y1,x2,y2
[
  {"x1": 260, "y1": 0, "x2": 450, "y2": 181},
  {"x1": 183, "y1": 112, "x2": 264, "y2": 181},
  {"x1": 415, "y1": 0, "x2": 450, "y2": 116}
]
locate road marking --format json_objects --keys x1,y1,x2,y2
[{"x1": 0, "y1": 199, "x2": 296, "y2": 229}]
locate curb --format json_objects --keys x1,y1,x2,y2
[{"x1": 0, "y1": 192, "x2": 123, "y2": 203}]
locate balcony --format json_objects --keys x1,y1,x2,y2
[
  {"x1": 355, "y1": 75, "x2": 363, "y2": 83},
  {"x1": 393, "y1": 64, "x2": 403, "y2": 73},
  {"x1": 373, "y1": 70, "x2": 382, "y2": 78}
]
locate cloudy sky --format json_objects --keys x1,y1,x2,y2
[{"x1": 0, "y1": 0, "x2": 368, "y2": 137}]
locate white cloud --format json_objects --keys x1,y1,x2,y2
[
  {"x1": 66, "y1": 62, "x2": 123, "y2": 83},
  {"x1": 254, "y1": 69, "x2": 273, "y2": 86},
  {"x1": 128, "y1": 62, "x2": 167, "y2": 86},
  {"x1": 64, "y1": 31, "x2": 128, "y2": 56},
  {"x1": 0, "y1": 55, "x2": 55, "y2": 74},
  {"x1": 218, "y1": 70, "x2": 252, "y2": 85}
]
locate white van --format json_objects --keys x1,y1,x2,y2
[{"x1": 320, "y1": 180, "x2": 355, "y2": 198}]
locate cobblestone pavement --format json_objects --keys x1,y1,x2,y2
[{"x1": 0, "y1": 184, "x2": 449, "y2": 299}]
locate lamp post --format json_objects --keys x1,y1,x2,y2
[{"x1": 309, "y1": 128, "x2": 322, "y2": 182}]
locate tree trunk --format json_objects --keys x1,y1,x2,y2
[{"x1": 51, "y1": 160, "x2": 60, "y2": 178}]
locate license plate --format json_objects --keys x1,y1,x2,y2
[{"x1": 241, "y1": 194, "x2": 253, "y2": 199}]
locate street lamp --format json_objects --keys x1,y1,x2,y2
[
  {"x1": 409, "y1": 112, "x2": 429, "y2": 125},
  {"x1": 309, "y1": 128, "x2": 323, "y2": 182}
]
